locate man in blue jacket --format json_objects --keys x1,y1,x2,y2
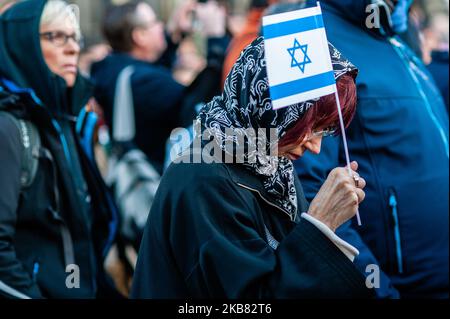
[{"x1": 296, "y1": 0, "x2": 449, "y2": 298}]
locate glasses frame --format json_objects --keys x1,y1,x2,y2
[
  {"x1": 310, "y1": 127, "x2": 338, "y2": 139},
  {"x1": 39, "y1": 31, "x2": 84, "y2": 49}
]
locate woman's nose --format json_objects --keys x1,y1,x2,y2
[
  {"x1": 305, "y1": 136, "x2": 322, "y2": 155},
  {"x1": 64, "y1": 38, "x2": 80, "y2": 55}
]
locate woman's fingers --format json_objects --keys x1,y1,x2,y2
[
  {"x1": 355, "y1": 188, "x2": 366, "y2": 205},
  {"x1": 357, "y1": 176, "x2": 366, "y2": 189},
  {"x1": 350, "y1": 161, "x2": 358, "y2": 172},
  {"x1": 345, "y1": 162, "x2": 366, "y2": 190},
  {"x1": 351, "y1": 173, "x2": 366, "y2": 189},
  {"x1": 309, "y1": 165, "x2": 367, "y2": 231}
]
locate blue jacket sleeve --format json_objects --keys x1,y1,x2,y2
[{"x1": 294, "y1": 136, "x2": 400, "y2": 299}]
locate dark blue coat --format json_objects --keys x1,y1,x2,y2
[
  {"x1": 427, "y1": 51, "x2": 449, "y2": 113},
  {"x1": 297, "y1": 0, "x2": 449, "y2": 299}
]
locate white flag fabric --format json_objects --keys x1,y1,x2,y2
[{"x1": 262, "y1": 2, "x2": 336, "y2": 110}]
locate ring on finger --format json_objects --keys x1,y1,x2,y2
[{"x1": 353, "y1": 175, "x2": 360, "y2": 188}]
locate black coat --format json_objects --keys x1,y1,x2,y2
[{"x1": 131, "y1": 154, "x2": 374, "y2": 299}]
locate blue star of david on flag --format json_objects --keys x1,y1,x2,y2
[{"x1": 287, "y1": 39, "x2": 311, "y2": 73}]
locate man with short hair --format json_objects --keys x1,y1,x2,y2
[{"x1": 91, "y1": 1, "x2": 229, "y2": 174}]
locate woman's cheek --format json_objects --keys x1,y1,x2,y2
[{"x1": 41, "y1": 42, "x2": 59, "y2": 74}]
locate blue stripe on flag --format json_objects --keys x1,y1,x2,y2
[
  {"x1": 270, "y1": 71, "x2": 335, "y2": 101},
  {"x1": 263, "y1": 15, "x2": 324, "y2": 40}
]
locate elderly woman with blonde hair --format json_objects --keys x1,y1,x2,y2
[{"x1": 0, "y1": 0, "x2": 118, "y2": 299}]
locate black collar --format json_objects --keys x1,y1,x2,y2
[{"x1": 177, "y1": 148, "x2": 309, "y2": 221}]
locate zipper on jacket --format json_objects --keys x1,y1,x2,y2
[
  {"x1": 51, "y1": 119, "x2": 74, "y2": 168},
  {"x1": 32, "y1": 262, "x2": 40, "y2": 282},
  {"x1": 236, "y1": 183, "x2": 297, "y2": 222},
  {"x1": 388, "y1": 189, "x2": 404, "y2": 274},
  {"x1": 389, "y1": 37, "x2": 449, "y2": 158}
]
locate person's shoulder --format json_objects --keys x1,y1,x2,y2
[{"x1": 163, "y1": 159, "x2": 232, "y2": 189}]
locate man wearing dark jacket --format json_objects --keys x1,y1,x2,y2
[
  {"x1": 296, "y1": 0, "x2": 449, "y2": 298},
  {"x1": 0, "y1": 0, "x2": 118, "y2": 298},
  {"x1": 91, "y1": 1, "x2": 230, "y2": 174}
]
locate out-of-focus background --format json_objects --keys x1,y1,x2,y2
[
  {"x1": 75, "y1": 1, "x2": 448, "y2": 41},
  {"x1": 73, "y1": 0, "x2": 448, "y2": 46},
  {"x1": 72, "y1": 0, "x2": 449, "y2": 83},
  {"x1": 74, "y1": 0, "x2": 251, "y2": 45}
]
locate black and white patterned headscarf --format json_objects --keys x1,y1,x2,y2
[{"x1": 197, "y1": 37, "x2": 357, "y2": 220}]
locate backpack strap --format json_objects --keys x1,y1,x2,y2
[
  {"x1": 113, "y1": 65, "x2": 136, "y2": 143},
  {"x1": 0, "y1": 111, "x2": 41, "y2": 189},
  {"x1": 0, "y1": 111, "x2": 75, "y2": 267}
]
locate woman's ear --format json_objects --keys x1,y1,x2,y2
[{"x1": 131, "y1": 28, "x2": 143, "y2": 48}]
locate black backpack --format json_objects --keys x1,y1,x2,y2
[{"x1": 0, "y1": 107, "x2": 76, "y2": 276}]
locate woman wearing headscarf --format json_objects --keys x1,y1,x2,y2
[
  {"x1": 0, "y1": 0, "x2": 117, "y2": 298},
  {"x1": 131, "y1": 36, "x2": 373, "y2": 299}
]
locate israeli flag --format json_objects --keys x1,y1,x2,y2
[{"x1": 263, "y1": 2, "x2": 335, "y2": 110}]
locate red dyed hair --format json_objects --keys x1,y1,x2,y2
[{"x1": 279, "y1": 74, "x2": 357, "y2": 147}]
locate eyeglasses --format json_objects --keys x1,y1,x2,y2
[
  {"x1": 310, "y1": 127, "x2": 337, "y2": 139},
  {"x1": 40, "y1": 31, "x2": 84, "y2": 49}
]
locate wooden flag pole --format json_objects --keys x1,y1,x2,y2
[{"x1": 334, "y1": 87, "x2": 362, "y2": 226}]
